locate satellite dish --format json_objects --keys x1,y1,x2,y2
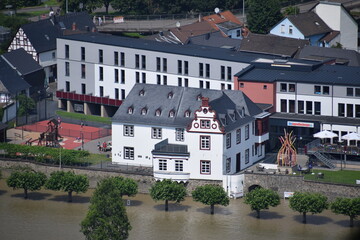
[
  {"x1": 176, "y1": 21, "x2": 181, "y2": 28},
  {"x1": 214, "y1": 7, "x2": 220, "y2": 14}
]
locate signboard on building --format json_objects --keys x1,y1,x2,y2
[
  {"x1": 74, "y1": 103, "x2": 84, "y2": 112},
  {"x1": 287, "y1": 121, "x2": 314, "y2": 128}
]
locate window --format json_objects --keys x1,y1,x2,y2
[
  {"x1": 65, "y1": 81, "x2": 70, "y2": 92},
  {"x1": 298, "y1": 101, "x2": 304, "y2": 114},
  {"x1": 114, "y1": 51, "x2": 119, "y2": 65},
  {"x1": 289, "y1": 84, "x2": 295, "y2": 92},
  {"x1": 178, "y1": 60, "x2": 182, "y2": 74},
  {"x1": 81, "y1": 83, "x2": 86, "y2": 94},
  {"x1": 135, "y1": 72, "x2": 140, "y2": 83},
  {"x1": 281, "y1": 24, "x2": 285, "y2": 33},
  {"x1": 162, "y1": 58, "x2": 167, "y2": 72},
  {"x1": 99, "y1": 49, "x2": 103, "y2": 63},
  {"x1": 81, "y1": 64, "x2": 86, "y2": 78},
  {"x1": 99, "y1": 67, "x2": 103, "y2": 81},
  {"x1": 205, "y1": 64, "x2": 210, "y2": 78},
  {"x1": 338, "y1": 103, "x2": 345, "y2": 117},
  {"x1": 175, "y1": 160, "x2": 183, "y2": 172},
  {"x1": 236, "y1": 129, "x2": 241, "y2": 144},
  {"x1": 142, "y1": 72, "x2": 146, "y2": 83},
  {"x1": 65, "y1": 62, "x2": 70, "y2": 76},
  {"x1": 226, "y1": 158, "x2": 231, "y2": 173},
  {"x1": 289, "y1": 25, "x2": 293, "y2": 34},
  {"x1": 121, "y1": 89, "x2": 125, "y2": 100},
  {"x1": 81, "y1": 47, "x2": 85, "y2": 61},
  {"x1": 184, "y1": 78, "x2": 189, "y2": 87},
  {"x1": 315, "y1": 102, "x2": 321, "y2": 115},
  {"x1": 159, "y1": 160, "x2": 167, "y2": 171},
  {"x1": 114, "y1": 69, "x2": 119, "y2": 83},
  {"x1": 280, "y1": 83, "x2": 287, "y2": 92},
  {"x1": 263, "y1": 85, "x2": 267, "y2": 90},
  {"x1": 141, "y1": 55, "x2": 146, "y2": 69},
  {"x1": 228, "y1": 84, "x2": 231, "y2": 90},
  {"x1": 157, "y1": 75, "x2": 161, "y2": 85},
  {"x1": 289, "y1": 100, "x2": 295, "y2": 113},
  {"x1": 323, "y1": 86, "x2": 330, "y2": 95},
  {"x1": 221, "y1": 66, "x2": 225, "y2": 80},
  {"x1": 281, "y1": 99, "x2": 287, "y2": 112},
  {"x1": 156, "y1": 57, "x2": 161, "y2": 71},
  {"x1": 347, "y1": 88, "x2": 353, "y2": 96},
  {"x1": 124, "y1": 147, "x2": 134, "y2": 159},
  {"x1": 200, "y1": 120, "x2": 210, "y2": 129},
  {"x1": 306, "y1": 101, "x2": 312, "y2": 114},
  {"x1": 120, "y1": 52, "x2": 125, "y2": 66},
  {"x1": 356, "y1": 88, "x2": 360, "y2": 97},
  {"x1": 245, "y1": 125, "x2": 249, "y2": 140},
  {"x1": 65, "y1": 44, "x2": 69, "y2": 58},
  {"x1": 121, "y1": 70, "x2": 125, "y2": 84},
  {"x1": 199, "y1": 63, "x2": 204, "y2": 77},
  {"x1": 163, "y1": 76, "x2": 167, "y2": 85},
  {"x1": 236, "y1": 29, "x2": 241, "y2": 37},
  {"x1": 252, "y1": 145, "x2": 254, "y2": 156},
  {"x1": 240, "y1": 82, "x2": 244, "y2": 88},
  {"x1": 169, "y1": 110, "x2": 175, "y2": 118},
  {"x1": 52, "y1": 52, "x2": 56, "y2": 59},
  {"x1": 206, "y1": 81, "x2": 210, "y2": 89},
  {"x1": 178, "y1": 78, "x2": 182, "y2": 87},
  {"x1": 356, "y1": 105, "x2": 360, "y2": 118},
  {"x1": 135, "y1": 54, "x2": 139, "y2": 68},
  {"x1": 199, "y1": 80, "x2": 204, "y2": 89},
  {"x1": 200, "y1": 160, "x2": 210, "y2": 174},
  {"x1": 200, "y1": 136, "x2": 210, "y2": 150},
  {"x1": 245, "y1": 149, "x2": 249, "y2": 164},
  {"x1": 226, "y1": 133, "x2": 231, "y2": 149},
  {"x1": 141, "y1": 108, "x2": 147, "y2": 115},
  {"x1": 152, "y1": 128, "x2": 162, "y2": 139},
  {"x1": 155, "y1": 109, "x2": 161, "y2": 116},
  {"x1": 184, "y1": 110, "x2": 190, "y2": 118},
  {"x1": 113, "y1": 87, "x2": 119, "y2": 99},
  {"x1": 227, "y1": 67, "x2": 232, "y2": 81},
  {"x1": 347, "y1": 104, "x2": 353, "y2": 117},
  {"x1": 176, "y1": 128, "x2": 184, "y2": 141},
  {"x1": 128, "y1": 107, "x2": 133, "y2": 114},
  {"x1": 221, "y1": 83, "x2": 225, "y2": 90},
  {"x1": 124, "y1": 125, "x2": 134, "y2": 136},
  {"x1": 184, "y1": 61, "x2": 188, "y2": 75},
  {"x1": 99, "y1": 86, "x2": 104, "y2": 97},
  {"x1": 314, "y1": 85, "x2": 321, "y2": 94}
]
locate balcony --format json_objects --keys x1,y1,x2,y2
[
  {"x1": 154, "y1": 171, "x2": 190, "y2": 182},
  {"x1": 255, "y1": 132, "x2": 269, "y2": 144},
  {"x1": 56, "y1": 90, "x2": 122, "y2": 107}
]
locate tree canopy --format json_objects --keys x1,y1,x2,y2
[
  {"x1": 7, "y1": 170, "x2": 47, "y2": 199},
  {"x1": 244, "y1": 187, "x2": 280, "y2": 218},
  {"x1": 112, "y1": 176, "x2": 138, "y2": 197},
  {"x1": 150, "y1": 179, "x2": 186, "y2": 211},
  {"x1": 289, "y1": 192, "x2": 328, "y2": 224},
  {"x1": 246, "y1": 0, "x2": 283, "y2": 34},
  {"x1": 192, "y1": 184, "x2": 229, "y2": 215},
  {"x1": 45, "y1": 171, "x2": 89, "y2": 202},
  {"x1": 331, "y1": 197, "x2": 360, "y2": 227},
  {"x1": 81, "y1": 177, "x2": 131, "y2": 240}
]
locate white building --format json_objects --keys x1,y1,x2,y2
[{"x1": 112, "y1": 84, "x2": 270, "y2": 194}]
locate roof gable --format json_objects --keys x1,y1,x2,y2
[
  {"x1": 2, "y1": 48, "x2": 42, "y2": 75},
  {"x1": 202, "y1": 10, "x2": 242, "y2": 31},
  {"x1": 0, "y1": 57, "x2": 30, "y2": 94}
]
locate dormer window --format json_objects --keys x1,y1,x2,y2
[
  {"x1": 141, "y1": 108, "x2": 147, "y2": 115},
  {"x1": 241, "y1": 107, "x2": 245, "y2": 117},
  {"x1": 155, "y1": 109, "x2": 161, "y2": 116},
  {"x1": 185, "y1": 110, "x2": 191, "y2": 118},
  {"x1": 197, "y1": 94, "x2": 202, "y2": 101},
  {"x1": 168, "y1": 92, "x2": 173, "y2": 99},
  {"x1": 169, "y1": 110, "x2": 175, "y2": 118},
  {"x1": 128, "y1": 107, "x2": 133, "y2": 115},
  {"x1": 139, "y1": 89, "x2": 145, "y2": 96}
]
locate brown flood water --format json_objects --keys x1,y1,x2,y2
[{"x1": 0, "y1": 180, "x2": 359, "y2": 240}]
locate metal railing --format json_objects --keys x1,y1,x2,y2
[{"x1": 313, "y1": 151, "x2": 336, "y2": 169}]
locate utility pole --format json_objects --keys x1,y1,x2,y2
[{"x1": 66, "y1": 0, "x2": 68, "y2": 13}]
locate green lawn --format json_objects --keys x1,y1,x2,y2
[
  {"x1": 17, "y1": 10, "x2": 49, "y2": 18},
  {"x1": 81, "y1": 153, "x2": 112, "y2": 165},
  {"x1": 56, "y1": 111, "x2": 111, "y2": 125},
  {"x1": 304, "y1": 169, "x2": 360, "y2": 185}
]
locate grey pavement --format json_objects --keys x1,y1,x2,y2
[{"x1": 81, "y1": 135, "x2": 111, "y2": 154}]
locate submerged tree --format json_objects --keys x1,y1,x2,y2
[
  {"x1": 192, "y1": 184, "x2": 229, "y2": 215},
  {"x1": 112, "y1": 176, "x2": 138, "y2": 197},
  {"x1": 81, "y1": 177, "x2": 131, "y2": 240},
  {"x1": 7, "y1": 170, "x2": 46, "y2": 199},
  {"x1": 331, "y1": 197, "x2": 360, "y2": 227},
  {"x1": 289, "y1": 192, "x2": 328, "y2": 224},
  {"x1": 244, "y1": 187, "x2": 280, "y2": 218},
  {"x1": 150, "y1": 179, "x2": 186, "y2": 211}
]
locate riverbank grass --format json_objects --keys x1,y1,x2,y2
[
  {"x1": 81, "y1": 153, "x2": 111, "y2": 165},
  {"x1": 304, "y1": 169, "x2": 360, "y2": 185},
  {"x1": 56, "y1": 110, "x2": 111, "y2": 125}
]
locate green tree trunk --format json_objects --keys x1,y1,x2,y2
[
  {"x1": 68, "y1": 191, "x2": 73, "y2": 202},
  {"x1": 24, "y1": 188, "x2": 28, "y2": 199},
  {"x1": 256, "y1": 210, "x2": 260, "y2": 219},
  {"x1": 302, "y1": 212, "x2": 307, "y2": 224},
  {"x1": 210, "y1": 204, "x2": 214, "y2": 215},
  {"x1": 165, "y1": 199, "x2": 168, "y2": 211}
]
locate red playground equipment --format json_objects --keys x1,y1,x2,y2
[
  {"x1": 277, "y1": 130, "x2": 297, "y2": 167},
  {"x1": 26, "y1": 119, "x2": 62, "y2": 147}
]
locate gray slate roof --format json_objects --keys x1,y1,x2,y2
[
  {"x1": 152, "y1": 139, "x2": 189, "y2": 156},
  {"x1": 235, "y1": 59, "x2": 360, "y2": 87},
  {"x1": 21, "y1": 12, "x2": 95, "y2": 53},
  {"x1": 240, "y1": 33, "x2": 309, "y2": 57},
  {"x1": 2, "y1": 48, "x2": 43, "y2": 75},
  {"x1": 112, "y1": 84, "x2": 263, "y2": 132},
  {"x1": 295, "y1": 45, "x2": 360, "y2": 67},
  {"x1": 0, "y1": 57, "x2": 30, "y2": 94},
  {"x1": 187, "y1": 31, "x2": 241, "y2": 49},
  {"x1": 287, "y1": 12, "x2": 332, "y2": 37}
]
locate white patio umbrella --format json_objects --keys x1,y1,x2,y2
[
  {"x1": 341, "y1": 132, "x2": 360, "y2": 146},
  {"x1": 313, "y1": 130, "x2": 338, "y2": 144}
]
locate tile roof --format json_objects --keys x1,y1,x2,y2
[
  {"x1": 169, "y1": 21, "x2": 214, "y2": 44},
  {"x1": 0, "y1": 57, "x2": 30, "y2": 94},
  {"x1": 240, "y1": 33, "x2": 309, "y2": 57},
  {"x1": 287, "y1": 12, "x2": 332, "y2": 37},
  {"x1": 2, "y1": 48, "x2": 43, "y2": 75},
  {"x1": 20, "y1": 12, "x2": 95, "y2": 53},
  {"x1": 187, "y1": 31, "x2": 241, "y2": 49},
  {"x1": 112, "y1": 84, "x2": 263, "y2": 132},
  {"x1": 202, "y1": 10, "x2": 243, "y2": 31}
]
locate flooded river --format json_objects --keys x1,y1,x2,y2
[{"x1": 0, "y1": 180, "x2": 359, "y2": 240}]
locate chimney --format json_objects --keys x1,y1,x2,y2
[
  {"x1": 72, "y1": 22, "x2": 76, "y2": 31},
  {"x1": 202, "y1": 97, "x2": 209, "y2": 107}
]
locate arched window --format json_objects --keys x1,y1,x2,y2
[
  {"x1": 155, "y1": 109, "x2": 161, "y2": 116},
  {"x1": 169, "y1": 110, "x2": 175, "y2": 118},
  {"x1": 168, "y1": 92, "x2": 173, "y2": 99},
  {"x1": 128, "y1": 107, "x2": 133, "y2": 115},
  {"x1": 141, "y1": 108, "x2": 147, "y2": 115},
  {"x1": 197, "y1": 94, "x2": 202, "y2": 101},
  {"x1": 139, "y1": 89, "x2": 145, "y2": 96},
  {"x1": 184, "y1": 110, "x2": 191, "y2": 118}
]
